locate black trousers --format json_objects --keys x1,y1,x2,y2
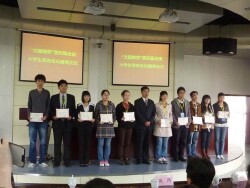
[
  {"x1": 78, "y1": 124, "x2": 92, "y2": 164},
  {"x1": 135, "y1": 125, "x2": 153, "y2": 162},
  {"x1": 53, "y1": 120, "x2": 72, "y2": 164},
  {"x1": 171, "y1": 126, "x2": 188, "y2": 159}
]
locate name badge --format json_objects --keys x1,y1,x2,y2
[{"x1": 180, "y1": 112, "x2": 185, "y2": 118}]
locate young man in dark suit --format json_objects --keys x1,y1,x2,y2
[
  {"x1": 171, "y1": 87, "x2": 191, "y2": 162},
  {"x1": 134, "y1": 86, "x2": 156, "y2": 164},
  {"x1": 50, "y1": 79, "x2": 76, "y2": 167}
]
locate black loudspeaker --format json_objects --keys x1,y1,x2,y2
[{"x1": 203, "y1": 38, "x2": 237, "y2": 55}]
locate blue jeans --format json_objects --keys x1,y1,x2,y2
[
  {"x1": 214, "y1": 127, "x2": 228, "y2": 155},
  {"x1": 155, "y1": 137, "x2": 169, "y2": 160},
  {"x1": 97, "y1": 138, "x2": 112, "y2": 161},
  {"x1": 201, "y1": 129, "x2": 213, "y2": 149},
  {"x1": 187, "y1": 131, "x2": 199, "y2": 156},
  {"x1": 29, "y1": 122, "x2": 48, "y2": 163}
]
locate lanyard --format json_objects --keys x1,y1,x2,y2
[
  {"x1": 193, "y1": 103, "x2": 198, "y2": 116},
  {"x1": 179, "y1": 102, "x2": 184, "y2": 112},
  {"x1": 220, "y1": 105, "x2": 224, "y2": 111}
]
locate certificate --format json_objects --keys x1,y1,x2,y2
[
  {"x1": 192, "y1": 116, "x2": 203, "y2": 125},
  {"x1": 100, "y1": 114, "x2": 113, "y2": 123},
  {"x1": 161, "y1": 119, "x2": 171, "y2": 128},
  {"x1": 123, "y1": 112, "x2": 135, "y2": 122},
  {"x1": 79, "y1": 112, "x2": 93, "y2": 121},
  {"x1": 178, "y1": 117, "x2": 188, "y2": 126},
  {"x1": 30, "y1": 113, "x2": 43, "y2": 122},
  {"x1": 56, "y1": 108, "x2": 69, "y2": 118},
  {"x1": 218, "y1": 111, "x2": 230, "y2": 119},
  {"x1": 204, "y1": 116, "x2": 215, "y2": 124}
]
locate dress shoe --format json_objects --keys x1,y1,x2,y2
[
  {"x1": 173, "y1": 158, "x2": 179, "y2": 162},
  {"x1": 64, "y1": 162, "x2": 70, "y2": 167},
  {"x1": 143, "y1": 160, "x2": 151, "y2": 165},
  {"x1": 179, "y1": 158, "x2": 187, "y2": 162},
  {"x1": 136, "y1": 160, "x2": 142, "y2": 165},
  {"x1": 124, "y1": 158, "x2": 130, "y2": 165},
  {"x1": 53, "y1": 163, "x2": 60, "y2": 167}
]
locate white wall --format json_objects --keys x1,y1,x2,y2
[
  {"x1": 175, "y1": 53, "x2": 250, "y2": 102},
  {"x1": 0, "y1": 28, "x2": 15, "y2": 139}
]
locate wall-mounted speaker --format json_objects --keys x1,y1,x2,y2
[{"x1": 203, "y1": 38, "x2": 237, "y2": 55}]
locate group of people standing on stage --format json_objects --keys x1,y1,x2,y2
[{"x1": 27, "y1": 74, "x2": 230, "y2": 168}]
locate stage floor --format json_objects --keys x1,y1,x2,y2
[{"x1": 12, "y1": 144, "x2": 244, "y2": 184}]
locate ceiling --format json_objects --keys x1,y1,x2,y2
[{"x1": 16, "y1": 0, "x2": 224, "y2": 34}]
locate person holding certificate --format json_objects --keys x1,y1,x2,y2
[
  {"x1": 95, "y1": 90, "x2": 116, "y2": 167},
  {"x1": 76, "y1": 91, "x2": 95, "y2": 167},
  {"x1": 116, "y1": 90, "x2": 135, "y2": 165},
  {"x1": 171, "y1": 87, "x2": 191, "y2": 162},
  {"x1": 200, "y1": 95, "x2": 215, "y2": 160},
  {"x1": 134, "y1": 86, "x2": 156, "y2": 165},
  {"x1": 187, "y1": 91, "x2": 202, "y2": 158},
  {"x1": 213, "y1": 92, "x2": 230, "y2": 160},
  {"x1": 27, "y1": 74, "x2": 50, "y2": 168},
  {"x1": 153, "y1": 91, "x2": 173, "y2": 164},
  {"x1": 50, "y1": 80, "x2": 76, "y2": 167}
]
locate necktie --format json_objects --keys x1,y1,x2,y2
[
  {"x1": 62, "y1": 95, "x2": 65, "y2": 109},
  {"x1": 145, "y1": 99, "x2": 148, "y2": 106}
]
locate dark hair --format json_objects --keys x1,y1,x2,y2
[
  {"x1": 84, "y1": 178, "x2": 115, "y2": 188},
  {"x1": 190, "y1": 91, "x2": 198, "y2": 97},
  {"x1": 121, "y1": 90, "x2": 130, "y2": 96},
  {"x1": 218, "y1": 92, "x2": 225, "y2": 98},
  {"x1": 34, "y1": 74, "x2": 46, "y2": 82},
  {"x1": 186, "y1": 157, "x2": 215, "y2": 188},
  {"x1": 57, "y1": 79, "x2": 68, "y2": 87},
  {"x1": 101, "y1": 89, "x2": 110, "y2": 96},
  {"x1": 201, "y1": 95, "x2": 212, "y2": 113},
  {"x1": 82, "y1": 91, "x2": 91, "y2": 103},
  {"x1": 177, "y1": 87, "x2": 186, "y2": 94},
  {"x1": 159, "y1": 91, "x2": 168, "y2": 101},
  {"x1": 247, "y1": 164, "x2": 250, "y2": 178},
  {"x1": 141, "y1": 86, "x2": 150, "y2": 92}
]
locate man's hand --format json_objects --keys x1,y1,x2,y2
[
  {"x1": 0, "y1": 138, "x2": 12, "y2": 188},
  {"x1": 145, "y1": 121, "x2": 151, "y2": 126},
  {"x1": 91, "y1": 119, "x2": 95, "y2": 123},
  {"x1": 53, "y1": 116, "x2": 58, "y2": 120},
  {"x1": 42, "y1": 116, "x2": 47, "y2": 121},
  {"x1": 67, "y1": 116, "x2": 72, "y2": 121}
]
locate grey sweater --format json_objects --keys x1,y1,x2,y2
[
  {"x1": 171, "y1": 98, "x2": 191, "y2": 128},
  {"x1": 27, "y1": 88, "x2": 50, "y2": 117}
]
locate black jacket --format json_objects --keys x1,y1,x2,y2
[
  {"x1": 116, "y1": 102, "x2": 135, "y2": 129},
  {"x1": 50, "y1": 93, "x2": 76, "y2": 127},
  {"x1": 134, "y1": 98, "x2": 156, "y2": 127},
  {"x1": 213, "y1": 102, "x2": 230, "y2": 124},
  {"x1": 76, "y1": 103, "x2": 95, "y2": 127}
]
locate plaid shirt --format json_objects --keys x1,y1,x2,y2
[{"x1": 95, "y1": 100, "x2": 116, "y2": 138}]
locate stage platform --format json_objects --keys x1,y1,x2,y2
[{"x1": 13, "y1": 145, "x2": 244, "y2": 185}]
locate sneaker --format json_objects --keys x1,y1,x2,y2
[
  {"x1": 28, "y1": 163, "x2": 36, "y2": 168},
  {"x1": 220, "y1": 155, "x2": 224, "y2": 160},
  {"x1": 216, "y1": 155, "x2": 221, "y2": 159},
  {"x1": 104, "y1": 161, "x2": 110, "y2": 167},
  {"x1": 39, "y1": 163, "x2": 48, "y2": 168},
  {"x1": 158, "y1": 157, "x2": 163, "y2": 164},
  {"x1": 162, "y1": 157, "x2": 168, "y2": 164},
  {"x1": 99, "y1": 161, "x2": 104, "y2": 167}
]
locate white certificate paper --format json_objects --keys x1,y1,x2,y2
[
  {"x1": 161, "y1": 119, "x2": 171, "y2": 128},
  {"x1": 30, "y1": 113, "x2": 43, "y2": 122},
  {"x1": 178, "y1": 117, "x2": 189, "y2": 126},
  {"x1": 123, "y1": 112, "x2": 135, "y2": 122},
  {"x1": 79, "y1": 112, "x2": 93, "y2": 121},
  {"x1": 218, "y1": 111, "x2": 230, "y2": 119},
  {"x1": 56, "y1": 108, "x2": 69, "y2": 118},
  {"x1": 204, "y1": 115, "x2": 215, "y2": 124},
  {"x1": 100, "y1": 114, "x2": 113, "y2": 123},
  {"x1": 192, "y1": 116, "x2": 203, "y2": 125}
]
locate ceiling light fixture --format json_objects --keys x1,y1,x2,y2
[
  {"x1": 83, "y1": 0, "x2": 105, "y2": 16},
  {"x1": 159, "y1": 8, "x2": 179, "y2": 23}
]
